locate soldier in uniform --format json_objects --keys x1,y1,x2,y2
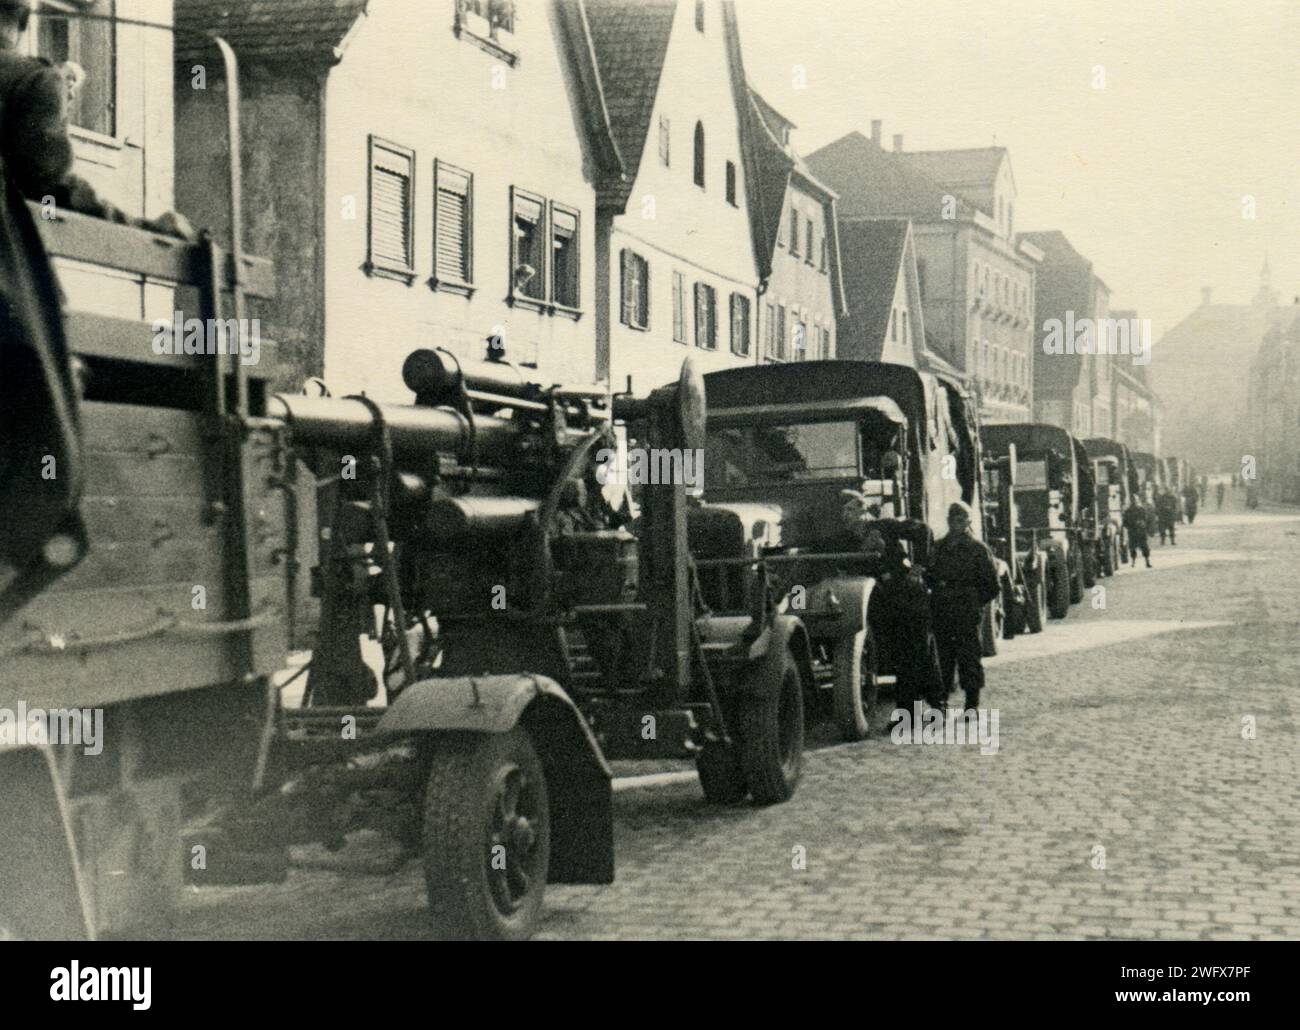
[
  {"x1": 0, "y1": 0, "x2": 87, "y2": 611},
  {"x1": 925, "y1": 501, "x2": 999, "y2": 713},
  {"x1": 1122, "y1": 494, "x2": 1151, "y2": 567}
]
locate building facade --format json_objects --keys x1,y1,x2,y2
[
  {"x1": 1248, "y1": 303, "x2": 1300, "y2": 502},
  {"x1": 175, "y1": 0, "x2": 609, "y2": 397},
  {"x1": 833, "y1": 218, "x2": 923, "y2": 366},
  {"x1": 746, "y1": 92, "x2": 845, "y2": 365},
  {"x1": 1108, "y1": 308, "x2": 1159, "y2": 452},
  {"x1": 582, "y1": 0, "x2": 766, "y2": 395},
  {"x1": 806, "y1": 127, "x2": 1039, "y2": 421}
]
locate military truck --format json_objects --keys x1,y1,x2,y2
[
  {"x1": 982, "y1": 443, "x2": 1045, "y2": 637},
  {"x1": 1083, "y1": 437, "x2": 1135, "y2": 575},
  {"x1": 1131, "y1": 450, "x2": 1164, "y2": 501},
  {"x1": 696, "y1": 360, "x2": 1002, "y2": 740},
  {"x1": 981, "y1": 423, "x2": 1094, "y2": 620}
]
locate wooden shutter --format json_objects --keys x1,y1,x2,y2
[
  {"x1": 620, "y1": 249, "x2": 632, "y2": 325},
  {"x1": 639, "y1": 256, "x2": 650, "y2": 328},
  {"x1": 672, "y1": 272, "x2": 685, "y2": 342},
  {"x1": 435, "y1": 162, "x2": 472, "y2": 283},
  {"x1": 370, "y1": 139, "x2": 414, "y2": 271}
]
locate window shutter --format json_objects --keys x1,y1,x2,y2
[
  {"x1": 372, "y1": 163, "x2": 412, "y2": 268},
  {"x1": 640, "y1": 257, "x2": 650, "y2": 328},
  {"x1": 435, "y1": 165, "x2": 471, "y2": 282},
  {"x1": 620, "y1": 249, "x2": 632, "y2": 325}
]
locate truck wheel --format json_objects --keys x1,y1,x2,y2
[
  {"x1": 422, "y1": 729, "x2": 551, "y2": 941},
  {"x1": 831, "y1": 629, "x2": 880, "y2": 741},
  {"x1": 1048, "y1": 554, "x2": 1071, "y2": 619},
  {"x1": 740, "y1": 648, "x2": 804, "y2": 805},
  {"x1": 1068, "y1": 550, "x2": 1085, "y2": 604},
  {"x1": 1082, "y1": 545, "x2": 1097, "y2": 589},
  {"x1": 1023, "y1": 568, "x2": 1046, "y2": 634},
  {"x1": 696, "y1": 739, "x2": 747, "y2": 804}
]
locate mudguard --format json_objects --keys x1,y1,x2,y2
[
  {"x1": 0, "y1": 746, "x2": 93, "y2": 940},
  {"x1": 797, "y1": 575, "x2": 876, "y2": 641},
  {"x1": 741, "y1": 614, "x2": 815, "y2": 700},
  {"x1": 376, "y1": 674, "x2": 613, "y2": 885}
]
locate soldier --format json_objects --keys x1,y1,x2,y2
[
  {"x1": 0, "y1": 0, "x2": 86, "y2": 607},
  {"x1": 1155, "y1": 487, "x2": 1179, "y2": 545},
  {"x1": 1216, "y1": 479, "x2": 1226, "y2": 511},
  {"x1": 1122, "y1": 495, "x2": 1151, "y2": 568},
  {"x1": 925, "y1": 501, "x2": 999, "y2": 713},
  {"x1": 1181, "y1": 481, "x2": 1199, "y2": 524}
]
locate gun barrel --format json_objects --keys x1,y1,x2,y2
[{"x1": 267, "y1": 393, "x2": 521, "y2": 464}]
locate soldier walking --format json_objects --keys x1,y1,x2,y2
[
  {"x1": 1122, "y1": 495, "x2": 1152, "y2": 568},
  {"x1": 925, "y1": 502, "x2": 999, "y2": 713},
  {"x1": 1181, "y1": 482, "x2": 1199, "y2": 524},
  {"x1": 1216, "y1": 480, "x2": 1226, "y2": 510},
  {"x1": 1155, "y1": 488, "x2": 1179, "y2": 545}
]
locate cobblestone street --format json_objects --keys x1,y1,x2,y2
[{"x1": 163, "y1": 493, "x2": 1300, "y2": 941}]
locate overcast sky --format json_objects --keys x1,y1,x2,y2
[{"x1": 736, "y1": 0, "x2": 1299, "y2": 338}]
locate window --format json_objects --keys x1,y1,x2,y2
[
  {"x1": 550, "y1": 202, "x2": 580, "y2": 309},
  {"x1": 792, "y1": 320, "x2": 807, "y2": 360},
  {"x1": 453, "y1": 0, "x2": 519, "y2": 65},
  {"x1": 725, "y1": 160, "x2": 737, "y2": 206},
  {"x1": 34, "y1": 0, "x2": 116, "y2": 137},
  {"x1": 789, "y1": 207, "x2": 800, "y2": 257},
  {"x1": 510, "y1": 187, "x2": 546, "y2": 303},
  {"x1": 659, "y1": 115, "x2": 670, "y2": 167},
  {"x1": 366, "y1": 136, "x2": 416, "y2": 282},
  {"x1": 694, "y1": 282, "x2": 717, "y2": 350},
  {"x1": 775, "y1": 303, "x2": 787, "y2": 359},
  {"x1": 974, "y1": 262, "x2": 983, "y2": 296},
  {"x1": 672, "y1": 271, "x2": 687, "y2": 343},
  {"x1": 889, "y1": 308, "x2": 897, "y2": 342},
  {"x1": 693, "y1": 122, "x2": 705, "y2": 188},
  {"x1": 820, "y1": 235, "x2": 829, "y2": 273},
  {"x1": 902, "y1": 310, "x2": 909, "y2": 345},
  {"x1": 730, "y1": 292, "x2": 751, "y2": 356},
  {"x1": 805, "y1": 218, "x2": 814, "y2": 264},
  {"x1": 432, "y1": 159, "x2": 472, "y2": 293},
  {"x1": 620, "y1": 249, "x2": 649, "y2": 330},
  {"x1": 695, "y1": 0, "x2": 705, "y2": 32}
]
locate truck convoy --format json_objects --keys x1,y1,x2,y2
[
  {"x1": 1083, "y1": 437, "x2": 1137, "y2": 575},
  {"x1": 980, "y1": 423, "x2": 1098, "y2": 620},
  {"x1": 698, "y1": 360, "x2": 1007, "y2": 740}
]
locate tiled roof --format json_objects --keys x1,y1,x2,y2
[
  {"x1": 175, "y1": 0, "x2": 369, "y2": 63},
  {"x1": 805, "y1": 132, "x2": 977, "y2": 223},
  {"x1": 898, "y1": 147, "x2": 1006, "y2": 190},
  {"x1": 582, "y1": 0, "x2": 677, "y2": 210},
  {"x1": 836, "y1": 218, "x2": 909, "y2": 361}
]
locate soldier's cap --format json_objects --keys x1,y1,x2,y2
[{"x1": 947, "y1": 501, "x2": 973, "y2": 521}]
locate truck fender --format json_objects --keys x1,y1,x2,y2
[
  {"x1": 743, "y1": 614, "x2": 815, "y2": 701},
  {"x1": 0, "y1": 746, "x2": 94, "y2": 940},
  {"x1": 799, "y1": 576, "x2": 877, "y2": 641},
  {"x1": 377, "y1": 674, "x2": 613, "y2": 886}
]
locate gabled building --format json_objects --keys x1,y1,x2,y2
[
  {"x1": 746, "y1": 90, "x2": 846, "y2": 364},
  {"x1": 174, "y1": 0, "x2": 614, "y2": 396},
  {"x1": 1154, "y1": 262, "x2": 1284, "y2": 471},
  {"x1": 833, "y1": 218, "x2": 923, "y2": 366},
  {"x1": 579, "y1": 0, "x2": 765, "y2": 393},
  {"x1": 806, "y1": 126, "x2": 1039, "y2": 422}
]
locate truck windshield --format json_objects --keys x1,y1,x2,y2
[{"x1": 706, "y1": 421, "x2": 861, "y2": 487}]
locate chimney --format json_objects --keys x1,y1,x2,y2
[
  {"x1": 893, "y1": 134, "x2": 904, "y2": 152},
  {"x1": 1201, "y1": 286, "x2": 1213, "y2": 306},
  {"x1": 870, "y1": 119, "x2": 882, "y2": 147}
]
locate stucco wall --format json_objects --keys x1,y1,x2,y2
[{"x1": 764, "y1": 178, "x2": 836, "y2": 362}]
